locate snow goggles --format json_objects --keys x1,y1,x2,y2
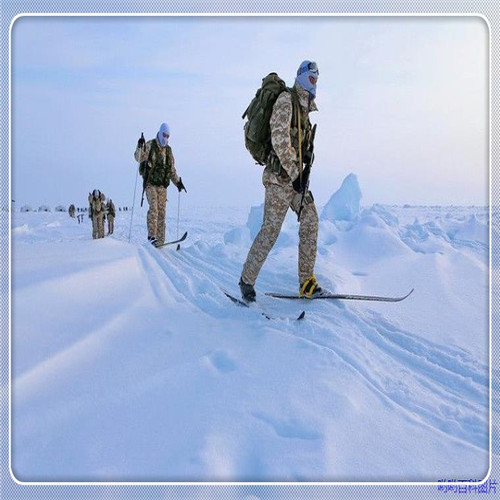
[{"x1": 298, "y1": 61, "x2": 319, "y2": 76}]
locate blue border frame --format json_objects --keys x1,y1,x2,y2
[{"x1": 1, "y1": 2, "x2": 497, "y2": 499}]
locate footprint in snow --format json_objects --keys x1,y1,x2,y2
[
  {"x1": 251, "y1": 411, "x2": 322, "y2": 440},
  {"x1": 205, "y1": 350, "x2": 237, "y2": 373}
]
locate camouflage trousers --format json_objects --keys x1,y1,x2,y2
[
  {"x1": 107, "y1": 215, "x2": 114, "y2": 235},
  {"x1": 92, "y1": 212, "x2": 105, "y2": 239},
  {"x1": 145, "y1": 184, "x2": 167, "y2": 245},
  {"x1": 241, "y1": 182, "x2": 318, "y2": 286}
]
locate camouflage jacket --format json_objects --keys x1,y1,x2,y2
[
  {"x1": 264, "y1": 83, "x2": 317, "y2": 187},
  {"x1": 106, "y1": 200, "x2": 116, "y2": 217},
  {"x1": 134, "y1": 137, "x2": 180, "y2": 188},
  {"x1": 88, "y1": 191, "x2": 106, "y2": 216}
]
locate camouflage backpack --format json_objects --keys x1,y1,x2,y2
[{"x1": 242, "y1": 73, "x2": 290, "y2": 165}]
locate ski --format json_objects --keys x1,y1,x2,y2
[
  {"x1": 265, "y1": 288, "x2": 414, "y2": 303},
  {"x1": 222, "y1": 290, "x2": 305, "y2": 321},
  {"x1": 155, "y1": 231, "x2": 188, "y2": 248}
]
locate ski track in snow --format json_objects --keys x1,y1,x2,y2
[
  {"x1": 303, "y1": 312, "x2": 487, "y2": 450},
  {"x1": 147, "y1": 240, "x2": 488, "y2": 452}
]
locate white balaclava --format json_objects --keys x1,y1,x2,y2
[
  {"x1": 295, "y1": 60, "x2": 319, "y2": 98},
  {"x1": 157, "y1": 122, "x2": 170, "y2": 147}
]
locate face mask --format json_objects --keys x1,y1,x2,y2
[
  {"x1": 295, "y1": 60, "x2": 319, "y2": 97},
  {"x1": 157, "y1": 122, "x2": 170, "y2": 147}
]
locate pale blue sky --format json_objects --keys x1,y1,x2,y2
[{"x1": 11, "y1": 15, "x2": 488, "y2": 209}]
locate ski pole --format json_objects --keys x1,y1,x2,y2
[
  {"x1": 176, "y1": 189, "x2": 181, "y2": 240},
  {"x1": 128, "y1": 161, "x2": 140, "y2": 242},
  {"x1": 175, "y1": 188, "x2": 182, "y2": 250},
  {"x1": 128, "y1": 133, "x2": 145, "y2": 242}
]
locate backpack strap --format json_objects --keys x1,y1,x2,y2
[
  {"x1": 289, "y1": 87, "x2": 299, "y2": 127},
  {"x1": 267, "y1": 88, "x2": 304, "y2": 177},
  {"x1": 295, "y1": 92, "x2": 303, "y2": 185}
]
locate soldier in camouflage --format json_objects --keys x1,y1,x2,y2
[
  {"x1": 106, "y1": 199, "x2": 116, "y2": 235},
  {"x1": 134, "y1": 123, "x2": 186, "y2": 247},
  {"x1": 240, "y1": 60, "x2": 322, "y2": 301},
  {"x1": 88, "y1": 189, "x2": 106, "y2": 239}
]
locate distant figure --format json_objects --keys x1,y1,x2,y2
[
  {"x1": 68, "y1": 204, "x2": 76, "y2": 218},
  {"x1": 106, "y1": 199, "x2": 116, "y2": 235},
  {"x1": 88, "y1": 189, "x2": 106, "y2": 239},
  {"x1": 134, "y1": 122, "x2": 186, "y2": 247}
]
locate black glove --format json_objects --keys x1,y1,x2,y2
[
  {"x1": 302, "y1": 149, "x2": 314, "y2": 165},
  {"x1": 177, "y1": 177, "x2": 187, "y2": 193},
  {"x1": 292, "y1": 166, "x2": 311, "y2": 194},
  {"x1": 137, "y1": 132, "x2": 145, "y2": 149}
]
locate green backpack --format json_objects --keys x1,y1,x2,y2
[{"x1": 242, "y1": 73, "x2": 289, "y2": 165}]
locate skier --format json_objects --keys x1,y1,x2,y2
[
  {"x1": 134, "y1": 122, "x2": 186, "y2": 247},
  {"x1": 88, "y1": 189, "x2": 106, "y2": 239},
  {"x1": 239, "y1": 60, "x2": 322, "y2": 302},
  {"x1": 106, "y1": 198, "x2": 116, "y2": 235}
]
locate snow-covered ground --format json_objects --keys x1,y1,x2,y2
[{"x1": 10, "y1": 178, "x2": 490, "y2": 483}]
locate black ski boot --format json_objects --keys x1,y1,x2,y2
[
  {"x1": 148, "y1": 236, "x2": 157, "y2": 246},
  {"x1": 239, "y1": 278, "x2": 256, "y2": 302}
]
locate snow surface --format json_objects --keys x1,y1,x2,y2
[{"x1": 10, "y1": 183, "x2": 490, "y2": 483}]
